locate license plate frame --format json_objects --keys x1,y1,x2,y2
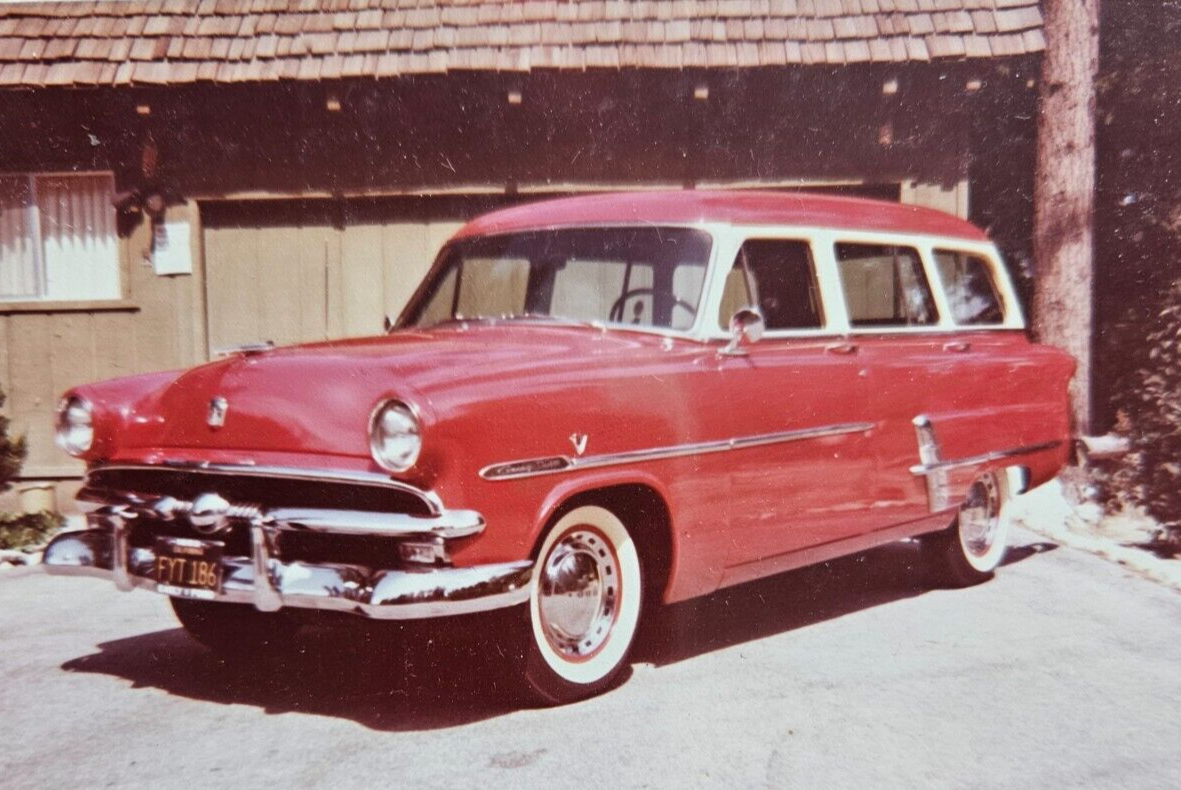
[{"x1": 154, "y1": 536, "x2": 224, "y2": 600}]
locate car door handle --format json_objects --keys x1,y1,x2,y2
[
  {"x1": 825, "y1": 342, "x2": 858, "y2": 355},
  {"x1": 943, "y1": 341, "x2": 971, "y2": 353}
]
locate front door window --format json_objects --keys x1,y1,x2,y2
[{"x1": 717, "y1": 239, "x2": 824, "y2": 331}]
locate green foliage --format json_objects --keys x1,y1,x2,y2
[
  {"x1": 0, "y1": 511, "x2": 62, "y2": 551},
  {"x1": 1110, "y1": 280, "x2": 1181, "y2": 549},
  {"x1": 0, "y1": 382, "x2": 49, "y2": 551},
  {"x1": 0, "y1": 388, "x2": 27, "y2": 494},
  {"x1": 1095, "y1": 3, "x2": 1181, "y2": 551}
]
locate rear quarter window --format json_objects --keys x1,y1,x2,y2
[{"x1": 933, "y1": 250, "x2": 1006, "y2": 326}]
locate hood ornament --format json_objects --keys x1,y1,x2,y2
[
  {"x1": 207, "y1": 396, "x2": 228, "y2": 429},
  {"x1": 569, "y1": 432, "x2": 588, "y2": 457}
]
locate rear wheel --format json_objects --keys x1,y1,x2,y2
[
  {"x1": 923, "y1": 471, "x2": 1011, "y2": 588},
  {"x1": 518, "y1": 505, "x2": 644, "y2": 705},
  {"x1": 170, "y1": 598, "x2": 299, "y2": 655}
]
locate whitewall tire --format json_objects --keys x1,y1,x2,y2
[
  {"x1": 521, "y1": 505, "x2": 643, "y2": 704},
  {"x1": 923, "y1": 471, "x2": 1012, "y2": 588}
]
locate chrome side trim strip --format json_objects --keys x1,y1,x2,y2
[
  {"x1": 88, "y1": 462, "x2": 442, "y2": 515},
  {"x1": 909, "y1": 439, "x2": 1064, "y2": 476},
  {"x1": 479, "y1": 422, "x2": 875, "y2": 481}
]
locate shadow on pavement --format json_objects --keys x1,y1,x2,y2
[
  {"x1": 634, "y1": 538, "x2": 1059, "y2": 666},
  {"x1": 60, "y1": 538, "x2": 1053, "y2": 730}
]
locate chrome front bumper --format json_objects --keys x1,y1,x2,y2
[{"x1": 42, "y1": 497, "x2": 533, "y2": 620}]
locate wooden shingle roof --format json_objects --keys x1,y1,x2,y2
[{"x1": 0, "y1": 0, "x2": 1045, "y2": 88}]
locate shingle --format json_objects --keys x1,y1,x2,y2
[
  {"x1": 0, "y1": 0, "x2": 1045, "y2": 87},
  {"x1": 15, "y1": 17, "x2": 45, "y2": 36},
  {"x1": 963, "y1": 34, "x2": 991, "y2": 58},
  {"x1": 0, "y1": 63, "x2": 26, "y2": 84},
  {"x1": 907, "y1": 13, "x2": 935, "y2": 35},
  {"x1": 128, "y1": 38, "x2": 155, "y2": 59},
  {"x1": 108, "y1": 39, "x2": 132, "y2": 60},
  {"x1": 1022, "y1": 27, "x2": 1046, "y2": 52},
  {"x1": 994, "y1": 6, "x2": 1041, "y2": 33},
  {"x1": 970, "y1": 10, "x2": 997, "y2": 34},
  {"x1": 867, "y1": 37, "x2": 892, "y2": 60},
  {"x1": 832, "y1": 16, "x2": 859, "y2": 37},
  {"x1": 926, "y1": 34, "x2": 965, "y2": 57}
]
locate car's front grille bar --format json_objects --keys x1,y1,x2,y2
[{"x1": 81, "y1": 488, "x2": 486, "y2": 541}]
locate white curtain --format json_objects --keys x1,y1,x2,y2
[
  {"x1": 38, "y1": 174, "x2": 120, "y2": 301},
  {"x1": 0, "y1": 175, "x2": 39, "y2": 299}
]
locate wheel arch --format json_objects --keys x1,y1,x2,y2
[{"x1": 531, "y1": 470, "x2": 678, "y2": 604}]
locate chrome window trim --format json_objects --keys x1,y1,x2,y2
[
  {"x1": 87, "y1": 462, "x2": 443, "y2": 515},
  {"x1": 700, "y1": 226, "x2": 1025, "y2": 342},
  {"x1": 479, "y1": 421, "x2": 875, "y2": 481}
]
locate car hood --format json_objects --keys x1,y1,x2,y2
[{"x1": 81, "y1": 323, "x2": 682, "y2": 463}]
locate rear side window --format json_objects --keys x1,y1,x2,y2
[
  {"x1": 716, "y1": 239, "x2": 823, "y2": 331},
  {"x1": 934, "y1": 250, "x2": 1005, "y2": 325},
  {"x1": 835, "y1": 243, "x2": 937, "y2": 328}
]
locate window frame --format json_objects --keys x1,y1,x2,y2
[
  {"x1": 927, "y1": 246, "x2": 1013, "y2": 329},
  {"x1": 833, "y1": 240, "x2": 941, "y2": 330},
  {"x1": 715, "y1": 237, "x2": 827, "y2": 333},
  {"x1": 0, "y1": 170, "x2": 123, "y2": 306}
]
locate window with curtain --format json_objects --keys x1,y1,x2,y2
[{"x1": 0, "y1": 173, "x2": 120, "y2": 302}]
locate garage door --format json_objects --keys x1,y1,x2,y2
[{"x1": 200, "y1": 195, "x2": 513, "y2": 355}]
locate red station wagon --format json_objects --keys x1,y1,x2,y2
[{"x1": 44, "y1": 191, "x2": 1074, "y2": 703}]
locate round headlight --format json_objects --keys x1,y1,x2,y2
[
  {"x1": 55, "y1": 395, "x2": 94, "y2": 457},
  {"x1": 369, "y1": 400, "x2": 421, "y2": 472}
]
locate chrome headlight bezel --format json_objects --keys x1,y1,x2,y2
[
  {"x1": 54, "y1": 395, "x2": 94, "y2": 457},
  {"x1": 368, "y1": 399, "x2": 422, "y2": 473}
]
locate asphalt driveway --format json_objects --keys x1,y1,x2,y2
[{"x1": 1, "y1": 527, "x2": 1177, "y2": 790}]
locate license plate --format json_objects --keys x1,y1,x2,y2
[{"x1": 155, "y1": 537, "x2": 224, "y2": 600}]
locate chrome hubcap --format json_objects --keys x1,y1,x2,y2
[
  {"x1": 960, "y1": 474, "x2": 1002, "y2": 558},
  {"x1": 538, "y1": 529, "x2": 619, "y2": 660}
]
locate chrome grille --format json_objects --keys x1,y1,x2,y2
[{"x1": 82, "y1": 465, "x2": 435, "y2": 517}]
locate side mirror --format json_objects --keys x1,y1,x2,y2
[{"x1": 721, "y1": 306, "x2": 765, "y2": 356}]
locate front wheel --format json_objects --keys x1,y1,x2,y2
[
  {"x1": 170, "y1": 598, "x2": 299, "y2": 655},
  {"x1": 922, "y1": 471, "x2": 1011, "y2": 588},
  {"x1": 519, "y1": 505, "x2": 644, "y2": 705}
]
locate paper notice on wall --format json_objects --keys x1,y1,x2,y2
[{"x1": 153, "y1": 221, "x2": 192, "y2": 276}]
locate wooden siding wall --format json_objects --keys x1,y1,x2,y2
[
  {"x1": 0, "y1": 201, "x2": 205, "y2": 478},
  {"x1": 203, "y1": 215, "x2": 466, "y2": 350},
  {"x1": 200, "y1": 197, "x2": 507, "y2": 352}
]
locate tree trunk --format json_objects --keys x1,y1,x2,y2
[{"x1": 1034, "y1": 0, "x2": 1100, "y2": 436}]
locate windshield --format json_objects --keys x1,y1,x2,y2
[{"x1": 399, "y1": 227, "x2": 713, "y2": 332}]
